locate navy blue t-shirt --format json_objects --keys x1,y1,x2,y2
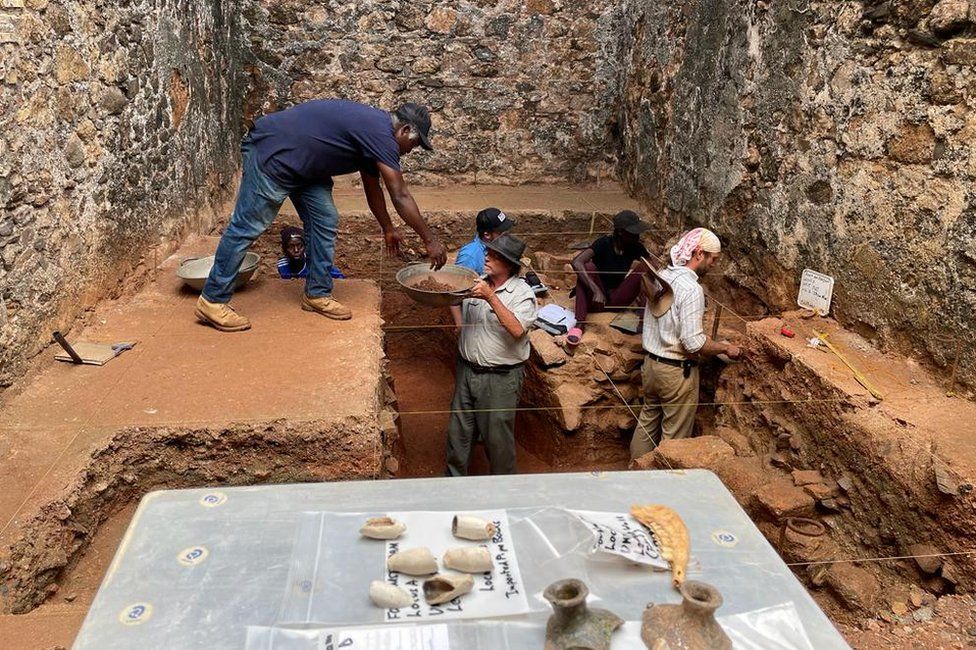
[{"x1": 249, "y1": 99, "x2": 402, "y2": 189}]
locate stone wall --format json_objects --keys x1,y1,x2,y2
[
  {"x1": 615, "y1": 0, "x2": 976, "y2": 392},
  {"x1": 242, "y1": 0, "x2": 621, "y2": 184},
  {"x1": 0, "y1": 0, "x2": 246, "y2": 387}
]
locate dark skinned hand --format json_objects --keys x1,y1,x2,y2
[
  {"x1": 426, "y1": 238, "x2": 447, "y2": 270},
  {"x1": 384, "y1": 228, "x2": 405, "y2": 258}
]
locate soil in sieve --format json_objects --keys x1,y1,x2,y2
[{"x1": 410, "y1": 276, "x2": 459, "y2": 293}]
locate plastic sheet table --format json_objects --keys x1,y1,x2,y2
[{"x1": 73, "y1": 470, "x2": 850, "y2": 649}]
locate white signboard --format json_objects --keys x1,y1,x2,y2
[{"x1": 797, "y1": 269, "x2": 834, "y2": 315}]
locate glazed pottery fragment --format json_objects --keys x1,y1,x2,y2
[
  {"x1": 443, "y1": 546, "x2": 494, "y2": 573},
  {"x1": 423, "y1": 572, "x2": 475, "y2": 605},
  {"x1": 360, "y1": 515, "x2": 406, "y2": 540},
  {"x1": 368, "y1": 580, "x2": 413, "y2": 608},
  {"x1": 452, "y1": 514, "x2": 497, "y2": 540},
  {"x1": 387, "y1": 547, "x2": 438, "y2": 576}
]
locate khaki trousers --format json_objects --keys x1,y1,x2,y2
[
  {"x1": 446, "y1": 359, "x2": 525, "y2": 476},
  {"x1": 630, "y1": 357, "x2": 699, "y2": 460}
]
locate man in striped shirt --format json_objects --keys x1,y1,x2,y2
[{"x1": 630, "y1": 228, "x2": 742, "y2": 460}]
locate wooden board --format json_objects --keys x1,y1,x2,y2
[{"x1": 55, "y1": 342, "x2": 136, "y2": 366}]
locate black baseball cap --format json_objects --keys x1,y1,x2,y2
[
  {"x1": 476, "y1": 207, "x2": 514, "y2": 235},
  {"x1": 613, "y1": 210, "x2": 650, "y2": 235},
  {"x1": 394, "y1": 103, "x2": 433, "y2": 151}
]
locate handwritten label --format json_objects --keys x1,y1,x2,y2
[
  {"x1": 317, "y1": 624, "x2": 449, "y2": 650},
  {"x1": 383, "y1": 510, "x2": 529, "y2": 622},
  {"x1": 571, "y1": 510, "x2": 670, "y2": 570},
  {"x1": 797, "y1": 269, "x2": 834, "y2": 315}
]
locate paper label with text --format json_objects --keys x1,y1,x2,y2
[
  {"x1": 797, "y1": 269, "x2": 834, "y2": 315},
  {"x1": 383, "y1": 510, "x2": 529, "y2": 623},
  {"x1": 317, "y1": 624, "x2": 449, "y2": 650},
  {"x1": 570, "y1": 510, "x2": 669, "y2": 570}
]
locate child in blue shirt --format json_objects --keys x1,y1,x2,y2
[
  {"x1": 277, "y1": 226, "x2": 309, "y2": 279},
  {"x1": 278, "y1": 226, "x2": 346, "y2": 280}
]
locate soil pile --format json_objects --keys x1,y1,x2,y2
[{"x1": 411, "y1": 276, "x2": 461, "y2": 293}]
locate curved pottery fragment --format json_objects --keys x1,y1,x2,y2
[
  {"x1": 640, "y1": 580, "x2": 732, "y2": 650},
  {"x1": 360, "y1": 516, "x2": 406, "y2": 540},
  {"x1": 387, "y1": 547, "x2": 438, "y2": 576},
  {"x1": 423, "y1": 572, "x2": 475, "y2": 605},
  {"x1": 543, "y1": 579, "x2": 622, "y2": 650},
  {"x1": 631, "y1": 504, "x2": 690, "y2": 587},
  {"x1": 452, "y1": 515, "x2": 497, "y2": 541},
  {"x1": 368, "y1": 581, "x2": 413, "y2": 609},
  {"x1": 443, "y1": 546, "x2": 494, "y2": 573}
]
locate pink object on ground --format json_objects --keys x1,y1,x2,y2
[{"x1": 567, "y1": 327, "x2": 582, "y2": 347}]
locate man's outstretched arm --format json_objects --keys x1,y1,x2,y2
[
  {"x1": 377, "y1": 162, "x2": 446, "y2": 269},
  {"x1": 361, "y1": 171, "x2": 404, "y2": 257}
]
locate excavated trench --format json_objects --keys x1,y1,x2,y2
[{"x1": 1, "y1": 202, "x2": 972, "y2": 648}]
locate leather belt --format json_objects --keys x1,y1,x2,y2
[
  {"x1": 462, "y1": 358, "x2": 523, "y2": 374},
  {"x1": 647, "y1": 352, "x2": 698, "y2": 378}
]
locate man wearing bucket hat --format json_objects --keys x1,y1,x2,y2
[
  {"x1": 195, "y1": 99, "x2": 447, "y2": 331},
  {"x1": 447, "y1": 233, "x2": 537, "y2": 476},
  {"x1": 630, "y1": 228, "x2": 742, "y2": 460},
  {"x1": 567, "y1": 210, "x2": 652, "y2": 345}
]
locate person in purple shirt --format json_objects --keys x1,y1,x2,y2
[{"x1": 195, "y1": 100, "x2": 447, "y2": 331}]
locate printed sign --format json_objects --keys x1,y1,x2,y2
[
  {"x1": 570, "y1": 510, "x2": 669, "y2": 570},
  {"x1": 382, "y1": 510, "x2": 529, "y2": 623},
  {"x1": 797, "y1": 269, "x2": 834, "y2": 315},
  {"x1": 317, "y1": 624, "x2": 449, "y2": 650}
]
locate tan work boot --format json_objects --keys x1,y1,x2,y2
[
  {"x1": 301, "y1": 294, "x2": 352, "y2": 320},
  {"x1": 195, "y1": 295, "x2": 251, "y2": 332}
]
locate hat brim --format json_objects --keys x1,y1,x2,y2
[
  {"x1": 640, "y1": 259, "x2": 675, "y2": 318},
  {"x1": 492, "y1": 219, "x2": 515, "y2": 233},
  {"x1": 417, "y1": 129, "x2": 433, "y2": 151},
  {"x1": 623, "y1": 221, "x2": 651, "y2": 235},
  {"x1": 484, "y1": 240, "x2": 522, "y2": 269}
]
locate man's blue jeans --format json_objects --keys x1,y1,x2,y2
[{"x1": 202, "y1": 136, "x2": 341, "y2": 303}]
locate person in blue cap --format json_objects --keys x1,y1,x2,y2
[
  {"x1": 455, "y1": 207, "x2": 515, "y2": 274},
  {"x1": 195, "y1": 100, "x2": 447, "y2": 331}
]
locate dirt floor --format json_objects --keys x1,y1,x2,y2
[{"x1": 2, "y1": 182, "x2": 975, "y2": 649}]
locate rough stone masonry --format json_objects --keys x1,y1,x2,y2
[
  {"x1": 1, "y1": 0, "x2": 974, "y2": 395},
  {"x1": 613, "y1": 0, "x2": 976, "y2": 392},
  {"x1": 0, "y1": 0, "x2": 246, "y2": 387}
]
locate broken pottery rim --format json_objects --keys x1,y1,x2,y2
[{"x1": 679, "y1": 580, "x2": 723, "y2": 614}]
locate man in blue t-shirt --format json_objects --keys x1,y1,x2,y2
[{"x1": 195, "y1": 100, "x2": 447, "y2": 331}]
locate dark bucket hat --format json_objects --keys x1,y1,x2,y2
[{"x1": 484, "y1": 234, "x2": 526, "y2": 270}]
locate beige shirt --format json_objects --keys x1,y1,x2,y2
[
  {"x1": 458, "y1": 276, "x2": 538, "y2": 366},
  {"x1": 642, "y1": 265, "x2": 707, "y2": 360}
]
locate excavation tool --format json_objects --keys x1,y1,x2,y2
[
  {"x1": 52, "y1": 330, "x2": 83, "y2": 364},
  {"x1": 52, "y1": 331, "x2": 137, "y2": 366},
  {"x1": 813, "y1": 330, "x2": 884, "y2": 401}
]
